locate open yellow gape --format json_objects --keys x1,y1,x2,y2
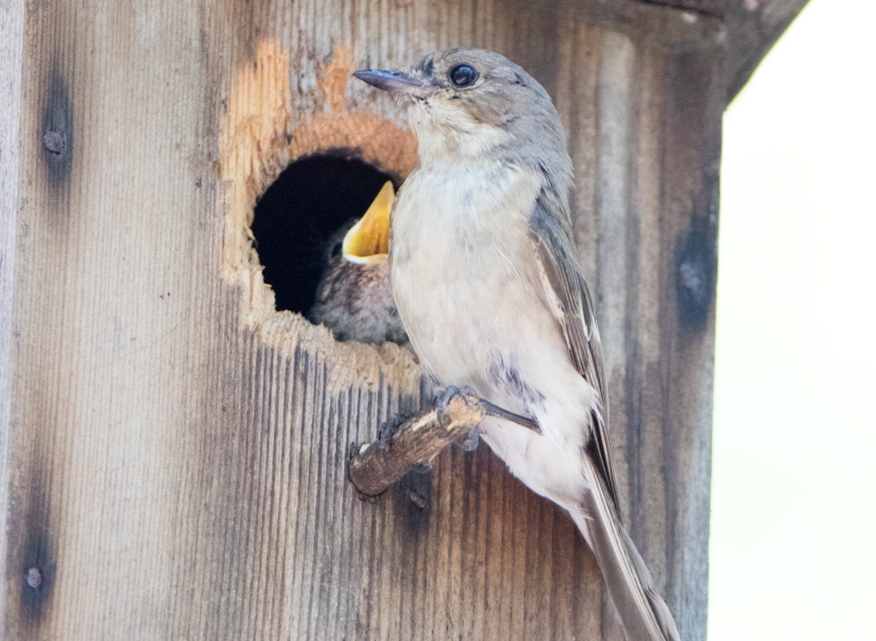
[{"x1": 341, "y1": 181, "x2": 394, "y2": 264}]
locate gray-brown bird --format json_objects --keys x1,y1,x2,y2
[
  {"x1": 308, "y1": 182, "x2": 408, "y2": 345},
  {"x1": 354, "y1": 49, "x2": 681, "y2": 640}
]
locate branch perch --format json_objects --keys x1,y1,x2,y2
[{"x1": 348, "y1": 388, "x2": 540, "y2": 497}]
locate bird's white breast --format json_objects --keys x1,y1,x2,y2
[
  {"x1": 391, "y1": 160, "x2": 597, "y2": 502},
  {"x1": 391, "y1": 161, "x2": 567, "y2": 403}
]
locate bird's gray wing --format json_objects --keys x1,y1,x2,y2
[
  {"x1": 528, "y1": 195, "x2": 620, "y2": 511},
  {"x1": 531, "y1": 197, "x2": 680, "y2": 641}
]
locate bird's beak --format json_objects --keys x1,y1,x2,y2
[
  {"x1": 342, "y1": 181, "x2": 394, "y2": 265},
  {"x1": 353, "y1": 69, "x2": 438, "y2": 99}
]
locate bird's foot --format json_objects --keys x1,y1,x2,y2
[
  {"x1": 434, "y1": 385, "x2": 478, "y2": 417},
  {"x1": 460, "y1": 428, "x2": 480, "y2": 452},
  {"x1": 434, "y1": 386, "x2": 482, "y2": 451},
  {"x1": 377, "y1": 411, "x2": 415, "y2": 447},
  {"x1": 434, "y1": 386, "x2": 542, "y2": 436}
]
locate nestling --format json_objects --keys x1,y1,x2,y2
[
  {"x1": 308, "y1": 182, "x2": 408, "y2": 345},
  {"x1": 354, "y1": 49, "x2": 681, "y2": 640}
]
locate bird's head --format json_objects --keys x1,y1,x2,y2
[{"x1": 354, "y1": 48, "x2": 570, "y2": 172}]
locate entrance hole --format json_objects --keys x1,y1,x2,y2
[{"x1": 251, "y1": 154, "x2": 397, "y2": 314}]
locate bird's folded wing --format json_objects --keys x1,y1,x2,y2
[{"x1": 528, "y1": 195, "x2": 620, "y2": 511}]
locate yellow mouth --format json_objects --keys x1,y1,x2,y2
[{"x1": 342, "y1": 181, "x2": 394, "y2": 265}]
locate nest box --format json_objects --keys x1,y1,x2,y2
[{"x1": 0, "y1": 0, "x2": 805, "y2": 639}]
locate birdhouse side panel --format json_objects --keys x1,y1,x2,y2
[{"x1": 1, "y1": 0, "x2": 723, "y2": 640}]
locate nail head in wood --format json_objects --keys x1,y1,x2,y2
[
  {"x1": 42, "y1": 131, "x2": 65, "y2": 154},
  {"x1": 25, "y1": 567, "x2": 44, "y2": 590}
]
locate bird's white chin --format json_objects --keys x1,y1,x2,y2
[{"x1": 410, "y1": 103, "x2": 511, "y2": 163}]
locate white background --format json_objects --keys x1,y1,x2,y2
[{"x1": 710, "y1": 0, "x2": 876, "y2": 639}]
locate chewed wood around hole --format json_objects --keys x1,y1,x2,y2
[{"x1": 217, "y1": 40, "x2": 422, "y2": 393}]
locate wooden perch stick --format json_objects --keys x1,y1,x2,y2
[{"x1": 348, "y1": 388, "x2": 540, "y2": 497}]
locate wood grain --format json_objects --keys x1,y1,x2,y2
[
  {"x1": 0, "y1": 0, "x2": 796, "y2": 639},
  {"x1": 637, "y1": 0, "x2": 726, "y2": 16},
  {"x1": 0, "y1": 0, "x2": 26, "y2": 629}
]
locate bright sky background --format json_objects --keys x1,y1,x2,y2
[{"x1": 709, "y1": 1, "x2": 876, "y2": 639}]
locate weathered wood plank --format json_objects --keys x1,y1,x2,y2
[
  {"x1": 517, "y1": 0, "x2": 808, "y2": 105},
  {"x1": 0, "y1": 0, "x2": 26, "y2": 630},
  {"x1": 637, "y1": 0, "x2": 726, "y2": 16},
  {"x1": 724, "y1": 0, "x2": 809, "y2": 101},
  {"x1": 0, "y1": 0, "x2": 732, "y2": 639}
]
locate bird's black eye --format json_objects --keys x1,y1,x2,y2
[
  {"x1": 449, "y1": 63, "x2": 478, "y2": 87},
  {"x1": 330, "y1": 241, "x2": 342, "y2": 258}
]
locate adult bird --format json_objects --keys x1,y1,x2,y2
[{"x1": 354, "y1": 49, "x2": 681, "y2": 641}]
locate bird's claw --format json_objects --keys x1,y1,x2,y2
[
  {"x1": 435, "y1": 386, "x2": 482, "y2": 451},
  {"x1": 460, "y1": 428, "x2": 480, "y2": 452},
  {"x1": 377, "y1": 412, "x2": 413, "y2": 447},
  {"x1": 434, "y1": 385, "x2": 479, "y2": 417}
]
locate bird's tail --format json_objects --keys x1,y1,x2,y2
[{"x1": 569, "y1": 470, "x2": 681, "y2": 641}]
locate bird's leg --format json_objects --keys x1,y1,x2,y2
[
  {"x1": 348, "y1": 387, "x2": 542, "y2": 497},
  {"x1": 480, "y1": 399, "x2": 542, "y2": 434},
  {"x1": 436, "y1": 386, "x2": 542, "y2": 436},
  {"x1": 348, "y1": 387, "x2": 486, "y2": 497},
  {"x1": 376, "y1": 411, "x2": 413, "y2": 447}
]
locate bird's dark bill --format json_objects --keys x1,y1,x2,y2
[
  {"x1": 353, "y1": 69, "x2": 438, "y2": 99},
  {"x1": 342, "y1": 181, "x2": 393, "y2": 265}
]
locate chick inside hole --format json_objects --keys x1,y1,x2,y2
[{"x1": 251, "y1": 153, "x2": 407, "y2": 345}]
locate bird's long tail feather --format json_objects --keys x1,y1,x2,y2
[{"x1": 569, "y1": 469, "x2": 681, "y2": 641}]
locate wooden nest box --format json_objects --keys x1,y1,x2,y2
[{"x1": 0, "y1": 0, "x2": 805, "y2": 639}]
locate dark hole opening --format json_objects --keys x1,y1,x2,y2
[{"x1": 251, "y1": 153, "x2": 397, "y2": 314}]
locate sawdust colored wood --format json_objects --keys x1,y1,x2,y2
[{"x1": 0, "y1": 0, "x2": 796, "y2": 639}]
